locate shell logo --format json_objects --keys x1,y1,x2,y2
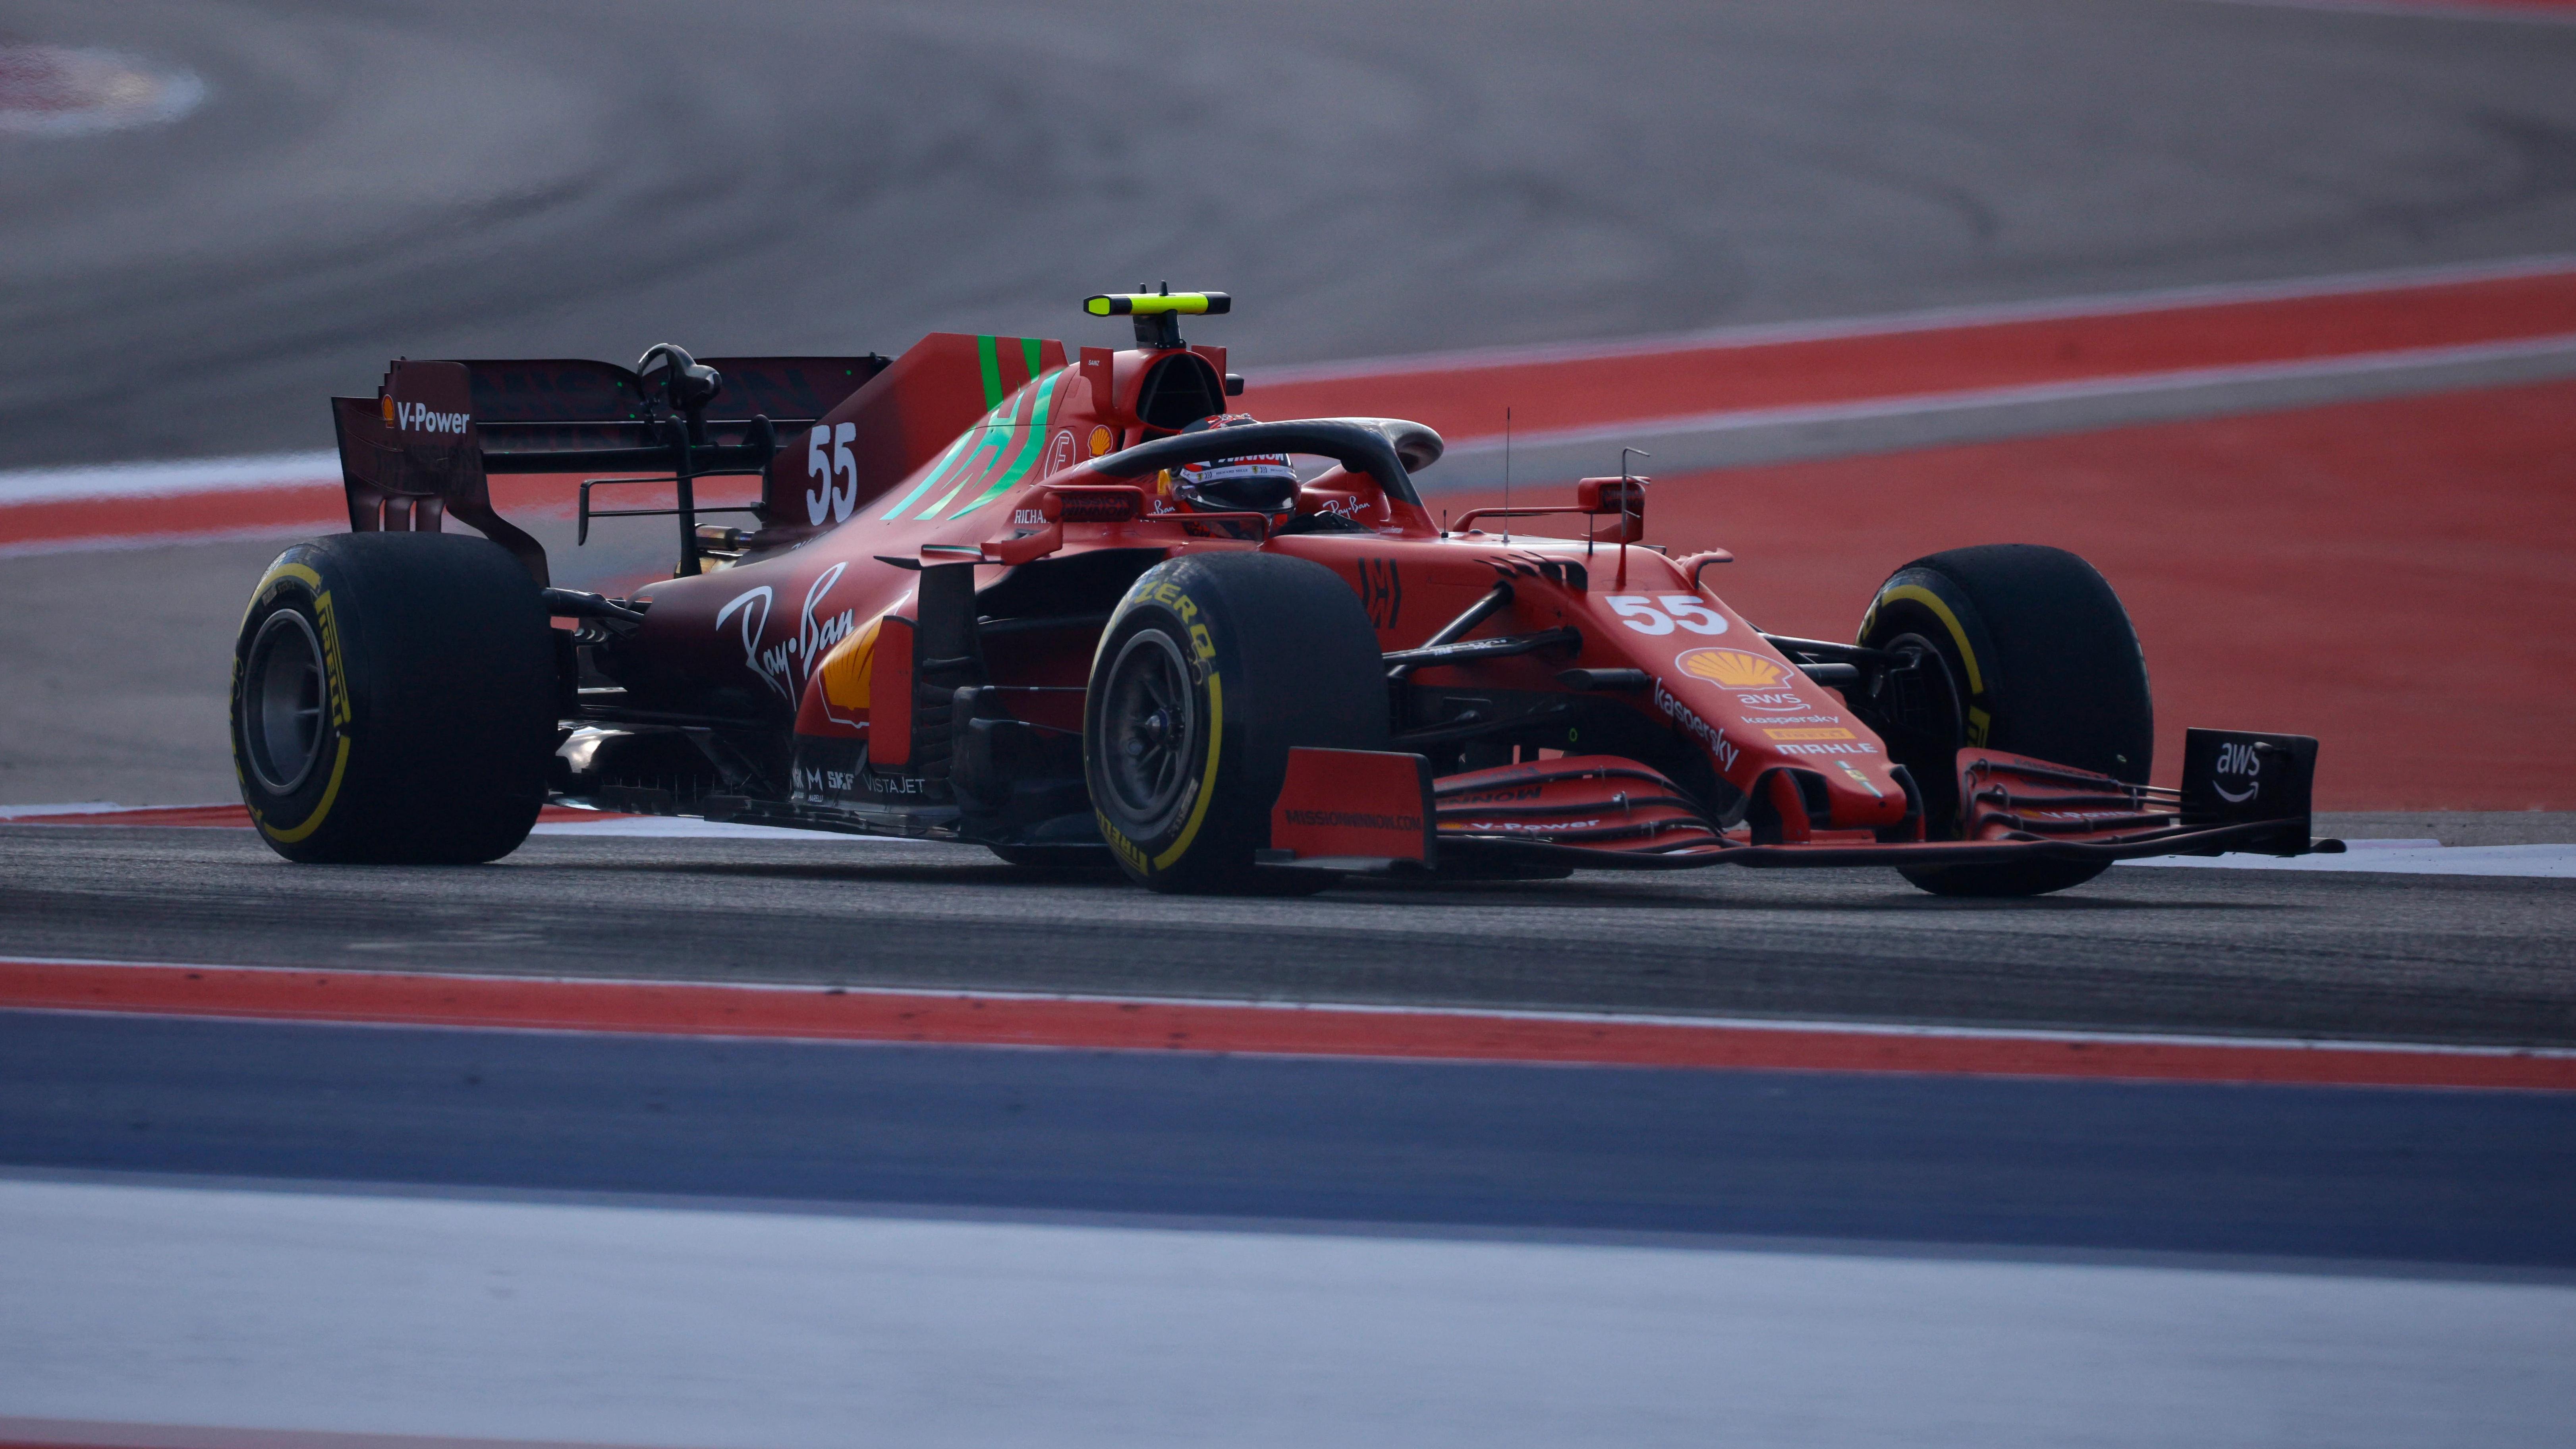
[{"x1": 1677, "y1": 649, "x2": 1786, "y2": 689}]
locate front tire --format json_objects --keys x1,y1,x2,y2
[
  {"x1": 1856, "y1": 543, "x2": 2153, "y2": 898},
  {"x1": 1085, "y1": 552, "x2": 1389, "y2": 893},
  {"x1": 232, "y1": 533, "x2": 559, "y2": 864}
]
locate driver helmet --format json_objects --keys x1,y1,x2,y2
[{"x1": 1168, "y1": 413, "x2": 1298, "y2": 515}]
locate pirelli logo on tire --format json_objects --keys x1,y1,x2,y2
[
  {"x1": 1123, "y1": 578, "x2": 1217, "y2": 662},
  {"x1": 314, "y1": 589, "x2": 352, "y2": 729},
  {"x1": 1096, "y1": 813, "x2": 1151, "y2": 874}
]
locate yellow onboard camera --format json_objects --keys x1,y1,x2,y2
[
  {"x1": 1085, "y1": 289, "x2": 1231, "y2": 349},
  {"x1": 1083, "y1": 291, "x2": 1230, "y2": 317}
]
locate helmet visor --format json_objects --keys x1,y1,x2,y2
[{"x1": 1176, "y1": 454, "x2": 1299, "y2": 514}]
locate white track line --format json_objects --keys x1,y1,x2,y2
[
  {"x1": 0, "y1": 451, "x2": 338, "y2": 506},
  {"x1": 1257, "y1": 251, "x2": 2576, "y2": 384},
  {"x1": 2120, "y1": 842, "x2": 2576, "y2": 877},
  {"x1": 0, "y1": 802, "x2": 133, "y2": 818},
  {"x1": 1, "y1": 1177, "x2": 2567, "y2": 1449},
  {"x1": 2185, "y1": 0, "x2": 2576, "y2": 24}
]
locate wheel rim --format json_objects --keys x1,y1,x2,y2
[
  {"x1": 1099, "y1": 628, "x2": 1197, "y2": 831},
  {"x1": 1861, "y1": 625, "x2": 1964, "y2": 837},
  {"x1": 243, "y1": 609, "x2": 329, "y2": 794},
  {"x1": 1870, "y1": 631, "x2": 1962, "y2": 746}
]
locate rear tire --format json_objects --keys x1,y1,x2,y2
[
  {"x1": 1856, "y1": 543, "x2": 2153, "y2": 898},
  {"x1": 232, "y1": 533, "x2": 559, "y2": 864},
  {"x1": 1085, "y1": 552, "x2": 1390, "y2": 893}
]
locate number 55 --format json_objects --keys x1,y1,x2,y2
[
  {"x1": 805, "y1": 423, "x2": 858, "y2": 525},
  {"x1": 1606, "y1": 595, "x2": 1730, "y2": 636}
]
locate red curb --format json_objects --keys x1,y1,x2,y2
[
  {"x1": 0, "y1": 487, "x2": 341, "y2": 550},
  {"x1": 1251, "y1": 266, "x2": 2576, "y2": 443},
  {"x1": 2, "y1": 959, "x2": 2568, "y2": 1090},
  {"x1": 6, "y1": 805, "x2": 255, "y2": 827},
  {"x1": 1506, "y1": 375, "x2": 2576, "y2": 812},
  {"x1": 13, "y1": 268, "x2": 2574, "y2": 554}
]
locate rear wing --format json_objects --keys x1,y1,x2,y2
[
  {"x1": 330, "y1": 353, "x2": 887, "y2": 583},
  {"x1": 331, "y1": 336, "x2": 1065, "y2": 582}
]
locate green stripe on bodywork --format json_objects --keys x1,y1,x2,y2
[
  {"x1": 918, "y1": 376, "x2": 1041, "y2": 520},
  {"x1": 1021, "y1": 336, "x2": 1042, "y2": 384},
  {"x1": 913, "y1": 417, "x2": 1013, "y2": 520},
  {"x1": 948, "y1": 370, "x2": 1060, "y2": 518},
  {"x1": 871, "y1": 337, "x2": 1031, "y2": 523},
  {"x1": 876, "y1": 425, "x2": 981, "y2": 521}
]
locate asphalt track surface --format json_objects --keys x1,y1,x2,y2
[
  {"x1": 9, "y1": 0, "x2": 2576, "y2": 468},
  {"x1": 7, "y1": 7, "x2": 2576, "y2": 1438},
  {"x1": 7, "y1": 827, "x2": 2571, "y2": 1046}
]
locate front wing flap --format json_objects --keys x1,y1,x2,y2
[{"x1": 1264, "y1": 730, "x2": 2330, "y2": 873}]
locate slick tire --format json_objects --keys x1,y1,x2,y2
[
  {"x1": 232, "y1": 533, "x2": 560, "y2": 864},
  {"x1": 1085, "y1": 552, "x2": 1390, "y2": 894},
  {"x1": 1858, "y1": 543, "x2": 2153, "y2": 898}
]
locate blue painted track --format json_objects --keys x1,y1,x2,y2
[{"x1": 6, "y1": 1010, "x2": 2570, "y2": 1268}]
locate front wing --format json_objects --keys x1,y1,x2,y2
[{"x1": 1267, "y1": 728, "x2": 2334, "y2": 873}]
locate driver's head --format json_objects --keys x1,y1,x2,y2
[{"x1": 1170, "y1": 413, "x2": 1298, "y2": 515}]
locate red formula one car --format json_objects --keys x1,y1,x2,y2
[{"x1": 231, "y1": 291, "x2": 2324, "y2": 896}]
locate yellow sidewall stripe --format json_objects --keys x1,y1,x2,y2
[
  {"x1": 1152, "y1": 670, "x2": 1222, "y2": 872},
  {"x1": 259, "y1": 737, "x2": 351, "y2": 844},
  {"x1": 238, "y1": 556, "x2": 350, "y2": 845},
  {"x1": 1878, "y1": 583, "x2": 1985, "y2": 696},
  {"x1": 241, "y1": 558, "x2": 322, "y2": 625}
]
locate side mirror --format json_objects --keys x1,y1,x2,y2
[{"x1": 1576, "y1": 476, "x2": 1646, "y2": 544}]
